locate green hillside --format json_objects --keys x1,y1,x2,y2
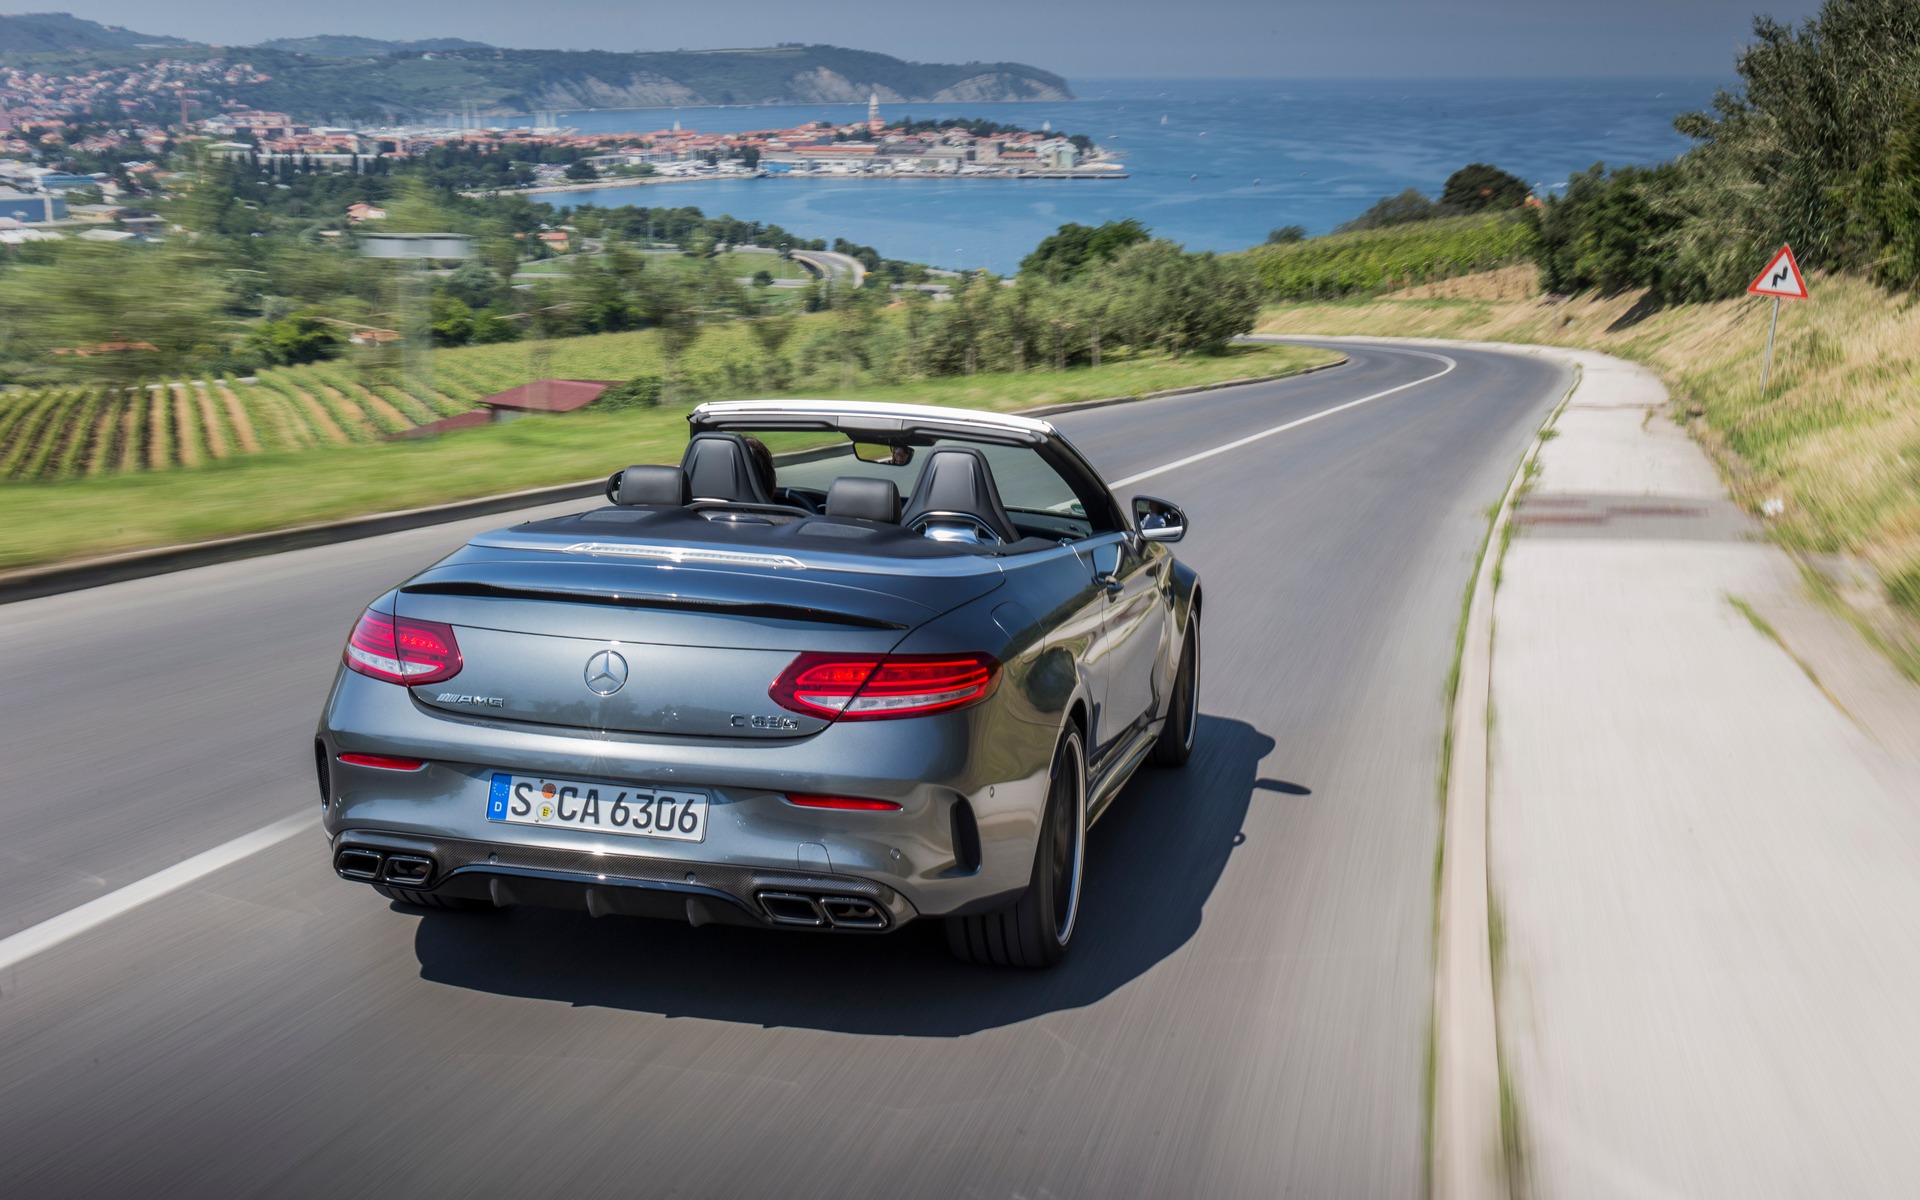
[
  {"x1": 0, "y1": 11, "x2": 191, "y2": 53},
  {"x1": 1243, "y1": 215, "x2": 1537, "y2": 300}
]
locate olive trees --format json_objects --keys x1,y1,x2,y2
[{"x1": 913, "y1": 237, "x2": 1260, "y2": 379}]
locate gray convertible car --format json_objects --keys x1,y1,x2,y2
[{"x1": 316, "y1": 400, "x2": 1200, "y2": 967}]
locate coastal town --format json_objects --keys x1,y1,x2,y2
[{"x1": 1, "y1": 63, "x2": 1121, "y2": 241}]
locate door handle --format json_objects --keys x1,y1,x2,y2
[{"x1": 1096, "y1": 572, "x2": 1124, "y2": 595}]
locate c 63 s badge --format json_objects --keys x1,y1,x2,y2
[{"x1": 731, "y1": 713, "x2": 801, "y2": 730}]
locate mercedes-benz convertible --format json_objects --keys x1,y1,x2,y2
[{"x1": 315, "y1": 400, "x2": 1200, "y2": 967}]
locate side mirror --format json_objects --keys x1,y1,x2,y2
[{"x1": 1133, "y1": 495, "x2": 1188, "y2": 543}]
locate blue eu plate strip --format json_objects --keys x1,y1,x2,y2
[{"x1": 487, "y1": 773, "x2": 510, "y2": 821}]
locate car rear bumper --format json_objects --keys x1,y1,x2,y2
[
  {"x1": 332, "y1": 829, "x2": 918, "y2": 930},
  {"x1": 317, "y1": 669, "x2": 1052, "y2": 925}
]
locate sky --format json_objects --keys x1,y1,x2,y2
[{"x1": 51, "y1": 0, "x2": 1823, "y2": 80}]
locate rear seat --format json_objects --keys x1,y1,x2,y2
[{"x1": 824, "y1": 477, "x2": 901, "y2": 523}]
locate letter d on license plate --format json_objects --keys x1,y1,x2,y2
[{"x1": 487, "y1": 773, "x2": 708, "y2": 842}]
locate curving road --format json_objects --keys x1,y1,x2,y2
[
  {"x1": 0, "y1": 341, "x2": 1566, "y2": 1199},
  {"x1": 789, "y1": 248, "x2": 869, "y2": 289}
]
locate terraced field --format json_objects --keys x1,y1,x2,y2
[
  {"x1": 1244, "y1": 214, "x2": 1538, "y2": 300},
  {"x1": 0, "y1": 321, "x2": 773, "y2": 481}
]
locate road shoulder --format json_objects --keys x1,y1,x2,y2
[{"x1": 1481, "y1": 346, "x2": 1920, "y2": 1197}]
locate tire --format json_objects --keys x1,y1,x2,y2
[
  {"x1": 1148, "y1": 618, "x2": 1200, "y2": 768},
  {"x1": 374, "y1": 884, "x2": 491, "y2": 912},
  {"x1": 947, "y1": 729, "x2": 1086, "y2": 968}
]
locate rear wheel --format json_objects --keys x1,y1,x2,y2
[
  {"x1": 373, "y1": 885, "x2": 490, "y2": 912},
  {"x1": 947, "y1": 729, "x2": 1086, "y2": 968},
  {"x1": 1148, "y1": 618, "x2": 1200, "y2": 767}
]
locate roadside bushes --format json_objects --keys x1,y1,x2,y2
[
  {"x1": 911, "y1": 237, "x2": 1261, "y2": 376},
  {"x1": 1529, "y1": 0, "x2": 1920, "y2": 301},
  {"x1": 596, "y1": 375, "x2": 664, "y2": 409}
]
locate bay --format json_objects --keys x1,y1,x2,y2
[{"x1": 493, "y1": 76, "x2": 1725, "y2": 273}]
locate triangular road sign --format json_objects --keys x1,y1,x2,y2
[{"x1": 1748, "y1": 244, "x2": 1809, "y2": 299}]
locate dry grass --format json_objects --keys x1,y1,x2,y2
[
  {"x1": 1259, "y1": 272, "x2": 1920, "y2": 637},
  {"x1": 1391, "y1": 265, "x2": 1540, "y2": 303}
]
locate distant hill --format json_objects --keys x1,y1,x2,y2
[
  {"x1": 254, "y1": 35, "x2": 493, "y2": 57},
  {"x1": 221, "y1": 45, "x2": 1074, "y2": 117},
  {"x1": 0, "y1": 10, "x2": 193, "y2": 52},
  {"x1": 0, "y1": 18, "x2": 1073, "y2": 119}
]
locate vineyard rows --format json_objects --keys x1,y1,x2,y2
[
  {"x1": 1246, "y1": 214, "x2": 1538, "y2": 300},
  {"x1": 0, "y1": 321, "x2": 775, "y2": 483}
]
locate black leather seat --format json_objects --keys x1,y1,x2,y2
[
  {"x1": 824, "y1": 477, "x2": 901, "y2": 523},
  {"x1": 900, "y1": 447, "x2": 1019, "y2": 544},
  {"x1": 608, "y1": 464, "x2": 691, "y2": 506},
  {"x1": 680, "y1": 433, "x2": 771, "y2": 504}
]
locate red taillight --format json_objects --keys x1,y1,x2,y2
[
  {"x1": 784, "y1": 793, "x2": 903, "y2": 811},
  {"x1": 769, "y1": 651, "x2": 1000, "y2": 721},
  {"x1": 343, "y1": 608, "x2": 462, "y2": 686},
  {"x1": 336, "y1": 752, "x2": 427, "y2": 771}
]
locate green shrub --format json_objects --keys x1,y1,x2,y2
[{"x1": 596, "y1": 375, "x2": 665, "y2": 409}]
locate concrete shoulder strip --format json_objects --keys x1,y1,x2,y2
[{"x1": 1433, "y1": 357, "x2": 1581, "y2": 1199}]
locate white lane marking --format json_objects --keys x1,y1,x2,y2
[
  {"x1": 0, "y1": 810, "x2": 319, "y2": 972},
  {"x1": 0, "y1": 343, "x2": 1456, "y2": 970},
  {"x1": 1111, "y1": 346, "x2": 1458, "y2": 488}
]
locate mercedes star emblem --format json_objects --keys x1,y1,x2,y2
[{"x1": 584, "y1": 649, "x2": 629, "y2": 696}]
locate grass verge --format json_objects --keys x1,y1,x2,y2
[
  {"x1": 0, "y1": 342, "x2": 1336, "y2": 572},
  {"x1": 1258, "y1": 272, "x2": 1920, "y2": 654}
]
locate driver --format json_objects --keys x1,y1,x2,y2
[{"x1": 742, "y1": 435, "x2": 777, "y2": 500}]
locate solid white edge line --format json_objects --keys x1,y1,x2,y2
[
  {"x1": 0, "y1": 343, "x2": 1459, "y2": 972},
  {"x1": 1111, "y1": 346, "x2": 1458, "y2": 489},
  {"x1": 0, "y1": 810, "x2": 320, "y2": 972}
]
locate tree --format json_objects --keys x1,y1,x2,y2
[
  {"x1": 1105, "y1": 240, "x2": 1261, "y2": 358},
  {"x1": 748, "y1": 310, "x2": 798, "y2": 357},
  {"x1": 564, "y1": 159, "x2": 598, "y2": 182},
  {"x1": 249, "y1": 313, "x2": 346, "y2": 365},
  {"x1": 469, "y1": 308, "x2": 522, "y2": 344},
  {"x1": 1335, "y1": 189, "x2": 1439, "y2": 232},
  {"x1": 1018, "y1": 219, "x2": 1151, "y2": 281},
  {"x1": 440, "y1": 260, "x2": 502, "y2": 311},
  {"x1": 1266, "y1": 225, "x2": 1307, "y2": 244},
  {"x1": 0, "y1": 241, "x2": 235, "y2": 385},
  {"x1": 596, "y1": 374, "x2": 664, "y2": 408},
  {"x1": 1442, "y1": 164, "x2": 1531, "y2": 212},
  {"x1": 428, "y1": 294, "x2": 475, "y2": 346}
]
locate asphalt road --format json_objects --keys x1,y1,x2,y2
[
  {"x1": 789, "y1": 248, "x2": 869, "y2": 288},
  {"x1": 0, "y1": 341, "x2": 1566, "y2": 1199}
]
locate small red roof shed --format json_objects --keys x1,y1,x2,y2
[{"x1": 478, "y1": 379, "x2": 620, "y2": 414}]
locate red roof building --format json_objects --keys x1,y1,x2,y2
[
  {"x1": 387, "y1": 379, "x2": 620, "y2": 440},
  {"x1": 478, "y1": 378, "x2": 618, "y2": 413}
]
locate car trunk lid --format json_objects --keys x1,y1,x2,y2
[{"x1": 394, "y1": 553, "x2": 1001, "y2": 738}]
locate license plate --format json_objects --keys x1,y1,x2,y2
[{"x1": 487, "y1": 773, "x2": 708, "y2": 842}]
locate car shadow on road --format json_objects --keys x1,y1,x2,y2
[{"x1": 412, "y1": 716, "x2": 1296, "y2": 1036}]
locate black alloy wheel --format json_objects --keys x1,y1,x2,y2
[
  {"x1": 1148, "y1": 619, "x2": 1199, "y2": 767},
  {"x1": 947, "y1": 729, "x2": 1086, "y2": 968}
]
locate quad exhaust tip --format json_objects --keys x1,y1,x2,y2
[
  {"x1": 756, "y1": 890, "x2": 888, "y2": 930},
  {"x1": 335, "y1": 848, "x2": 383, "y2": 880},
  {"x1": 333, "y1": 848, "x2": 436, "y2": 888}
]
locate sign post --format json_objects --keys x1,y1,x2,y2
[{"x1": 1746, "y1": 244, "x2": 1809, "y2": 397}]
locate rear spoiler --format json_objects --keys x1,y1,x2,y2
[{"x1": 399, "y1": 580, "x2": 909, "y2": 631}]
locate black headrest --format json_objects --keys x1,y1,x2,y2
[
  {"x1": 610, "y1": 464, "x2": 690, "y2": 507},
  {"x1": 825, "y1": 476, "x2": 901, "y2": 523},
  {"x1": 901, "y1": 447, "x2": 1018, "y2": 544},
  {"x1": 681, "y1": 432, "x2": 771, "y2": 504}
]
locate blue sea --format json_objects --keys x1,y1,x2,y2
[{"x1": 497, "y1": 77, "x2": 1725, "y2": 273}]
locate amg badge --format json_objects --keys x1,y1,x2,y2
[{"x1": 435, "y1": 693, "x2": 505, "y2": 707}]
